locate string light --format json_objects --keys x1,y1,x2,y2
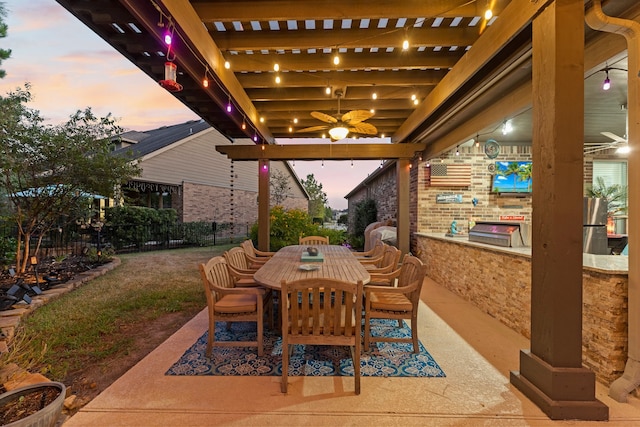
[
  {"x1": 502, "y1": 119, "x2": 513, "y2": 135},
  {"x1": 321, "y1": 159, "x2": 324, "y2": 168},
  {"x1": 325, "y1": 86, "x2": 331, "y2": 95},
  {"x1": 456, "y1": 146, "x2": 460, "y2": 156},
  {"x1": 372, "y1": 91, "x2": 377, "y2": 100},
  {"x1": 241, "y1": 118, "x2": 247, "y2": 130},
  {"x1": 273, "y1": 63, "x2": 280, "y2": 72},
  {"x1": 351, "y1": 159, "x2": 354, "y2": 168},
  {"x1": 275, "y1": 74, "x2": 281, "y2": 84},
  {"x1": 202, "y1": 67, "x2": 209, "y2": 88},
  {"x1": 224, "y1": 59, "x2": 230, "y2": 69},
  {"x1": 484, "y1": 0, "x2": 493, "y2": 20},
  {"x1": 226, "y1": 97, "x2": 232, "y2": 113},
  {"x1": 475, "y1": 134, "x2": 480, "y2": 148},
  {"x1": 603, "y1": 69, "x2": 611, "y2": 90},
  {"x1": 163, "y1": 24, "x2": 173, "y2": 45},
  {"x1": 333, "y1": 49, "x2": 340, "y2": 66}
]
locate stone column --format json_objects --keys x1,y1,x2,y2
[{"x1": 509, "y1": 0, "x2": 608, "y2": 420}]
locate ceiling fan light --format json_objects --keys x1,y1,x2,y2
[
  {"x1": 616, "y1": 144, "x2": 630, "y2": 154},
  {"x1": 328, "y1": 125, "x2": 349, "y2": 141}
]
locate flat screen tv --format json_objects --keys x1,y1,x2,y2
[{"x1": 491, "y1": 161, "x2": 532, "y2": 194}]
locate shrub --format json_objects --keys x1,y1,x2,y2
[
  {"x1": 0, "y1": 236, "x2": 16, "y2": 268},
  {"x1": 354, "y1": 199, "x2": 377, "y2": 237},
  {"x1": 250, "y1": 206, "x2": 325, "y2": 251},
  {"x1": 105, "y1": 206, "x2": 177, "y2": 249}
]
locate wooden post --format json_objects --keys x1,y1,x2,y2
[
  {"x1": 396, "y1": 159, "x2": 411, "y2": 256},
  {"x1": 257, "y1": 159, "x2": 270, "y2": 252},
  {"x1": 510, "y1": 0, "x2": 608, "y2": 420}
]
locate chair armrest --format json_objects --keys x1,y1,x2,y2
[
  {"x1": 226, "y1": 263, "x2": 258, "y2": 279},
  {"x1": 365, "y1": 264, "x2": 396, "y2": 274},
  {"x1": 245, "y1": 253, "x2": 268, "y2": 266},
  {"x1": 254, "y1": 248, "x2": 276, "y2": 257},
  {"x1": 369, "y1": 268, "x2": 401, "y2": 282},
  {"x1": 358, "y1": 255, "x2": 383, "y2": 265}
]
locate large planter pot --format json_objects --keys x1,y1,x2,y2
[{"x1": 0, "y1": 382, "x2": 66, "y2": 427}]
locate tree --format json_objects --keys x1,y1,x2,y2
[
  {"x1": 0, "y1": 2, "x2": 12, "y2": 78},
  {"x1": 300, "y1": 173, "x2": 328, "y2": 222},
  {"x1": 0, "y1": 85, "x2": 140, "y2": 272},
  {"x1": 270, "y1": 169, "x2": 291, "y2": 206}
]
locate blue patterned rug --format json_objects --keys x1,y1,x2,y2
[{"x1": 166, "y1": 319, "x2": 445, "y2": 377}]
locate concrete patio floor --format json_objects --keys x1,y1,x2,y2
[{"x1": 63, "y1": 278, "x2": 640, "y2": 426}]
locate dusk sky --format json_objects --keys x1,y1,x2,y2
[{"x1": 0, "y1": 0, "x2": 383, "y2": 210}]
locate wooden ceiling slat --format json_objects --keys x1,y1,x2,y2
[
  {"x1": 194, "y1": 1, "x2": 506, "y2": 21},
  {"x1": 211, "y1": 27, "x2": 480, "y2": 51}
]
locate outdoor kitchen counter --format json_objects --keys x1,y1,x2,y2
[
  {"x1": 414, "y1": 232, "x2": 629, "y2": 386},
  {"x1": 416, "y1": 232, "x2": 628, "y2": 275}
]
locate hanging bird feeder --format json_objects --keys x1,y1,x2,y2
[{"x1": 159, "y1": 61, "x2": 183, "y2": 92}]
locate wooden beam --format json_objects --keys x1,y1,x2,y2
[
  {"x1": 393, "y1": 0, "x2": 554, "y2": 143},
  {"x1": 216, "y1": 143, "x2": 426, "y2": 160},
  {"x1": 227, "y1": 51, "x2": 463, "y2": 73},
  {"x1": 193, "y1": 0, "x2": 509, "y2": 21},
  {"x1": 237, "y1": 69, "x2": 448, "y2": 88},
  {"x1": 156, "y1": 0, "x2": 274, "y2": 143}
]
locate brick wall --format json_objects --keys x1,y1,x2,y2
[
  {"x1": 347, "y1": 164, "x2": 397, "y2": 233},
  {"x1": 417, "y1": 145, "x2": 533, "y2": 234},
  {"x1": 182, "y1": 181, "x2": 307, "y2": 227},
  {"x1": 415, "y1": 234, "x2": 628, "y2": 386}
]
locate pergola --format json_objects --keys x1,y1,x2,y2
[{"x1": 56, "y1": 0, "x2": 640, "y2": 420}]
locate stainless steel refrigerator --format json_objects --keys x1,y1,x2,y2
[{"x1": 583, "y1": 197, "x2": 609, "y2": 254}]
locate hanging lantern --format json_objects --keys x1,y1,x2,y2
[{"x1": 159, "y1": 61, "x2": 183, "y2": 92}]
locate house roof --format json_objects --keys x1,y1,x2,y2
[{"x1": 114, "y1": 120, "x2": 211, "y2": 158}]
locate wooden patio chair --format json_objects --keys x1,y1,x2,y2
[
  {"x1": 241, "y1": 240, "x2": 274, "y2": 267},
  {"x1": 364, "y1": 255, "x2": 428, "y2": 353},
  {"x1": 360, "y1": 245, "x2": 400, "y2": 274},
  {"x1": 352, "y1": 240, "x2": 384, "y2": 259},
  {"x1": 280, "y1": 277, "x2": 363, "y2": 394},
  {"x1": 223, "y1": 247, "x2": 261, "y2": 287},
  {"x1": 241, "y1": 239, "x2": 276, "y2": 258},
  {"x1": 299, "y1": 235, "x2": 330, "y2": 245},
  {"x1": 198, "y1": 256, "x2": 271, "y2": 357}
]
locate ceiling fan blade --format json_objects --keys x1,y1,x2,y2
[
  {"x1": 341, "y1": 110, "x2": 374, "y2": 125},
  {"x1": 601, "y1": 131, "x2": 627, "y2": 143},
  {"x1": 584, "y1": 144, "x2": 617, "y2": 154},
  {"x1": 310, "y1": 111, "x2": 337, "y2": 124},
  {"x1": 349, "y1": 122, "x2": 377, "y2": 135},
  {"x1": 297, "y1": 125, "x2": 329, "y2": 133}
]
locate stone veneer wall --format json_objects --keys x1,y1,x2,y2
[{"x1": 415, "y1": 234, "x2": 628, "y2": 386}]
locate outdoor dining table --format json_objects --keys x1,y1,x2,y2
[{"x1": 253, "y1": 244, "x2": 371, "y2": 290}]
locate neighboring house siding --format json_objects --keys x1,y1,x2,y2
[{"x1": 129, "y1": 125, "x2": 308, "y2": 223}]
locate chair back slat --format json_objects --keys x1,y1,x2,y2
[
  {"x1": 299, "y1": 235, "x2": 330, "y2": 245},
  {"x1": 397, "y1": 255, "x2": 428, "y2": 301},
  {"x1": 224, "y1": 246, "x2": 250, "y2": 270}
]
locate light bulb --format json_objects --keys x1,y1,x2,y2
[
  {"x1": 402, "y1": 39, "x2": 409, "y2": 50},
  {"x1": 164, "y1": 31, "x2": 172, "y2": 45},
  {"x1": 603, "y1": 71, "x2": 611, "y2": 90},
  {"x1": 275, "y1": 74, "x2": 281, "y2": 84},
  {"x1": 224, "y1": 60, "x2": 230, "y2": 69},
  {"x1": 273, "y1": 63, "x2": 280, "y2": 72},
  {"x1": 333, "y1": 53, "x2": 340, "y2": 65},
  {"x1": 372, "y1": 92, "x2": 377, "y2": 100},
  {"x1": 325, "y1": 86, "x2": 331, "y2": 95},
  {"x1": 484, "y1": 8, "x2": 493, "y2": 20}
]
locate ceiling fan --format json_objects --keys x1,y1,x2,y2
[
  {"x1": 297, "y1": 90, "x2": 377, "y2": 141},
  {"x1": 584, "y1": 110, "x2": 628, "y2": 154}
]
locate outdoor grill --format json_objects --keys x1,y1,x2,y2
[{"x1": 469, "y1": 221, "x2": 531, "y2": 247}]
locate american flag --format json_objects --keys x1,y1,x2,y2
[{"x1": 427, "y1": 163, "x2": 472, "y2": 187}]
